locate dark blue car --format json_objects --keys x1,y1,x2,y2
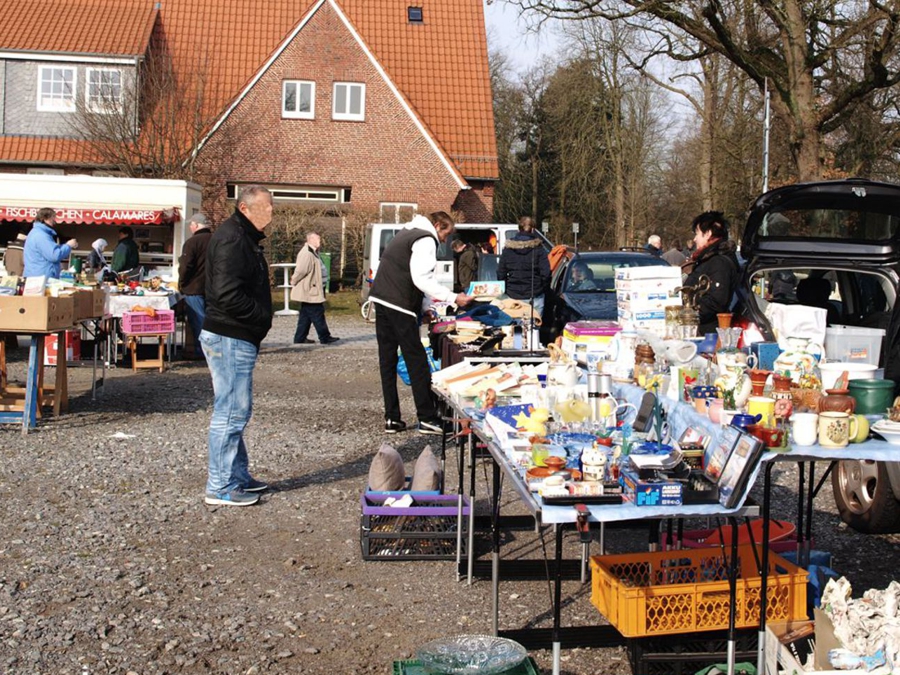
[{"x1": 540, "y1": 250, "x2": 671, "y2": 343}]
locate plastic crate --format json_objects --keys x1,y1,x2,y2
[
  {"x1": 590, "y1": 544, "x2": 807, "y2": 637},
  {"x1": 628, "y1": 628, "x2": 758, "y2": 675},
  {"x1": 360, "y1": 493, "x2": 469, "y2": 561},
  {"x1": 122, "y1": 309, "x2": 175, "y2": 335},
  {"x1": 824, "y1": 325, "x2": 885, "y2": 365}
]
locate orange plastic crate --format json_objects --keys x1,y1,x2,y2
[
  {"x1": 122, "y1": 310, "x2": 175, "y2": 334},
  {"x1": 590, "y1": 545, "x2": 807, "y2": 637}
]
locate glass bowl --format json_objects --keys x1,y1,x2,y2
[{"x1": 416, "y1": 635, "x2": 527, "y2": 675}]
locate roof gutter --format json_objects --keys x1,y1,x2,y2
[{"x1": 0, "y1": 50, "x2": 138, "y2": 65}]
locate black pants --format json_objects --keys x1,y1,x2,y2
[
  {"x1": 293, "y1": 302, "x2": 332, "y2": 343},
  {"x1": 375, "y1": 304, "x2": 435, "y2": 423}
]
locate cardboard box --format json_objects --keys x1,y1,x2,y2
[
  {"x1": 0, "y1": 296, "x2": 75, "y2": 331},
  {"x1": 71, "y1": 289, "x2": 105, "y2": 320},
  {"x1": 614, "y1": 266, "x2": 683, "y2": 281},
  {"x1": 616, "y1": 289, "x2": 682, "y2": 305},
  {"x1": 766, "y1": 614, "x2": 893, "y2": 675},
  {"x1": 620, "y1": 465, "x2": 683, "y2": 506}
]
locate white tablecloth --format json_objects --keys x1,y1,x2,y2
[{"x1": 105, "y1": 293, "x2": 180, "y2": 318}]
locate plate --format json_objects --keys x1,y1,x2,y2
[
  {"x1": 416, "y1": 635, "x2": 527, "y2": 675},
  {"x1": 872, "y1": 422, "x2": 900, "y2": 445}
]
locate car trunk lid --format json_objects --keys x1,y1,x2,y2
[{"x1": 741, "y1": 179, "x2": 900, "y2": 266}]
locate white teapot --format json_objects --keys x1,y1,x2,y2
[{"x1": 547, "y1": 361, "x2": 579, "y2": 388}]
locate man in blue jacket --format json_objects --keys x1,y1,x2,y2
[
  {"x1": 497, "y1": 216, "x2": 550, "y2": 317},
  {"x1": 22, "y1": 208, "x2": 77, "y2": 278},
  {"x1": 200, "y1": 186, "x2": 274, "y2": 507}
]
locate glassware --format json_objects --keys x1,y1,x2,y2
[{"x1": 416, "y1": 635, "x2": 528, "y2": 675}]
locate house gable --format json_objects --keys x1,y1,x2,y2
[{"x1": 198, "y1": 1, "x2": 464, "y2": 215}]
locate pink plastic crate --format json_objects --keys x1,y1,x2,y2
[{"x1": 122, "y1": 310, "x2": 175, "y2": 334}]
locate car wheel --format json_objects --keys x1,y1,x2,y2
[{"x1": 831, "y1": 460, "x2": 900, "y2": 533}]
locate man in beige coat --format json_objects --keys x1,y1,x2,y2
[{"x1": 290, "y1": 232, "x2": 339, "y2": 344}]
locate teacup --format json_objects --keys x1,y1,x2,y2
[
  {"x1": 730, "y1": 412, "x2": 762, "y2": 431},
  {"x1": 791, "y1": 412, "x2": 819, "y2": 446},
  {"x1": 818, "y1": 411, "x2": 859, "y2": 449}
]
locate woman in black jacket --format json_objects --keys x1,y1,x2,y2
[{"x1": 683, "y1": 211, "x2": 740, "y2": 335}]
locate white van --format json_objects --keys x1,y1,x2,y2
[{"x1": 359, "y1": 222, "x2": 552, "y2": 306}]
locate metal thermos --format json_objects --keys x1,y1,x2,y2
[{"x1": 588, "y1": 373, "x2": 613, "y2": 422}]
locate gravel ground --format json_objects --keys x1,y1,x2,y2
[{"x1": 1, "y1": 312, "x2": 899, "y2": 675}]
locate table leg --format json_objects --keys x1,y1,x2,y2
[
  {"x1": 759, "y1": 463, "x2": 774, "y2": 675},
  {"x1": 54, "y1": 330, "x2": 68, "y2": 416},
  {"x1": 456, "y1": 419, "x2": 466, "y2": 581},
  {"x1": 467, "y1": 431, "x2": 476, "y2": 585},
  {"x1": 0, "y1": 338, "x2": 7, "y2": 391},
  {"x1": 491, "y1": 459, "x2": 501, "y2": 635},
  {"x1": 552, "y1": 524, "x2": 564, "y2": 675},
  {"x1": 22, "y1": 336, "x2": 42, "y2": 435},
  {"x1": 727, "y1": 517, "x2": 738, "y2": 675}
]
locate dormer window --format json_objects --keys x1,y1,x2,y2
[
  {"x1": 37, "y1": 66, "x2": 76, "y2": 112},
  {"x1": 86, "y1": 68, "x2": 124, "y2": 113},
  {"x1": 408, "y1": 6, "x2": 423, "y2": 22}
]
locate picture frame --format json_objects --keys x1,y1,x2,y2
[
  {"x1": 703, "y1": 425, "x2": 739, "y2": 483},
  {"x1": 466, "y1": 280, "x2": 505, "y2": 300},
  {"x1": 716, "y1": 431, "x2": 765, "y2": 508},
  {"x1": 134, "y1": 227, "x2": 151, "y2": 239}
]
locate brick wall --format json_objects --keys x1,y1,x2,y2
[{"x1": 197, "y1": 2, "x2": 476, "y2": 224}]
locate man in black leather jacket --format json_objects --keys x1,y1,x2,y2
[{"x1": 200, "y1": 185, "x2": 274, "y2": 507}]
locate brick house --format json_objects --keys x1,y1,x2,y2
[{"x1": 0, "y1": 0, "x2": 499, "y2": 272}]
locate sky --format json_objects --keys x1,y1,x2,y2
[{"x1": 483, "y1": 1, "x2": 562, "y2": 71}]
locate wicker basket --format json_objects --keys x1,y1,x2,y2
[{"x1": 791, "y1": 387, "x2": 821, "y2": 413}]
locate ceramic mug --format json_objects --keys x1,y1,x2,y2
[
  {"x1": 791, "y1": 412, "x2": 819, "y2": 446},
  {"x1": 818, "y1": 411, "x2": 859, "y2": 449},
  {"x1": 747, "y1": 396, "x2": 776, "y2": 427}
]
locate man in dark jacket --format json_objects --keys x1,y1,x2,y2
[
  {"x1": 497, "y1": 216, "x2": 550, "y2": 317},
  {"x1": 451, "y1": 238, "x2": 478, "y2": 293},
  {"x1": 111, "y1": 226, "x2": 140, "y2": 272},
  {"x1": 200, "y1": 186, "x2": 274, "y2": 507},
  {"x1": 683, "y1": 211, "x2": 740, "y2": 334},
  {"x1": 178, "y1": 213, "x2": 213, "y2": 358}
]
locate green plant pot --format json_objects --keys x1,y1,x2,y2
[{"x1": 847, "y1": 378, "x2": 895, "y2": 415}]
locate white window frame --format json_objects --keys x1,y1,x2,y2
[
  {"x1": 380, "y1": 202, "x2": 417, "y2": 223},
  {"x1": 332, "y1": 82, "x2": 365, "y2": 121},
  {"x1": 37, "y1": 65, "x2": 76, "y2": 112},
  {"x1": 85, "y1": 67, "x2": 123, "y2": 113},
  {"x1": 282, "y1": 80, "x2": 315, "y2": 119}
]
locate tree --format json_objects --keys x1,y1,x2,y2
[
  {"x1": 508, "y1": 0, "x2": 900, "y2": 181},
  {"x1": 72, "y1": 46, "x2": 227, "y2": 182}
]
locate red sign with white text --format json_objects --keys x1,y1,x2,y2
[{"x1": 0, "y1": 205, "x2": 180, "y2": 225}]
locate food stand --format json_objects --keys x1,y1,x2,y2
[{"x1": 0, "y1": 174, "x2": 202, "y2": 277}]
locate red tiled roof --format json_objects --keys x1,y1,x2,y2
[
  {"x1": 0, "y1": 0, "x2": 157, "y2": 56},
  {"x1": 0, "y1": 0, "x2": 499, "y2": 181},
  {"x1": 0, "y1": 136, "x2": 102, "y2": 164}
]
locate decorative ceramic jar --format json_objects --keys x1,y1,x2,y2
[
  {"x1": 747, "y1": 369, "x2": 772, "y2": 397},
  {"x1": 819, "y1": 388, "x2": 856, "y2": 415}
]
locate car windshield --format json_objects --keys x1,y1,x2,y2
[{"x1": 565, "y1": 256, "x2": 667, "y2": 293}]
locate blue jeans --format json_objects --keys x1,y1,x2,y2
[
  {"x1": 183, "y1": 295, "x2": 206, "y2": 347},
  {"x1": 200, "y1": 330, "x2": 258, "y2": 493}
]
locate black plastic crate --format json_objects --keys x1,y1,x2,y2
[
  {"x1": 627, "y1": 628, "x2": 758, "y2": 675},
  {"x1": 360, "y1": 493, "x2": 469, "y2": 561}
]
